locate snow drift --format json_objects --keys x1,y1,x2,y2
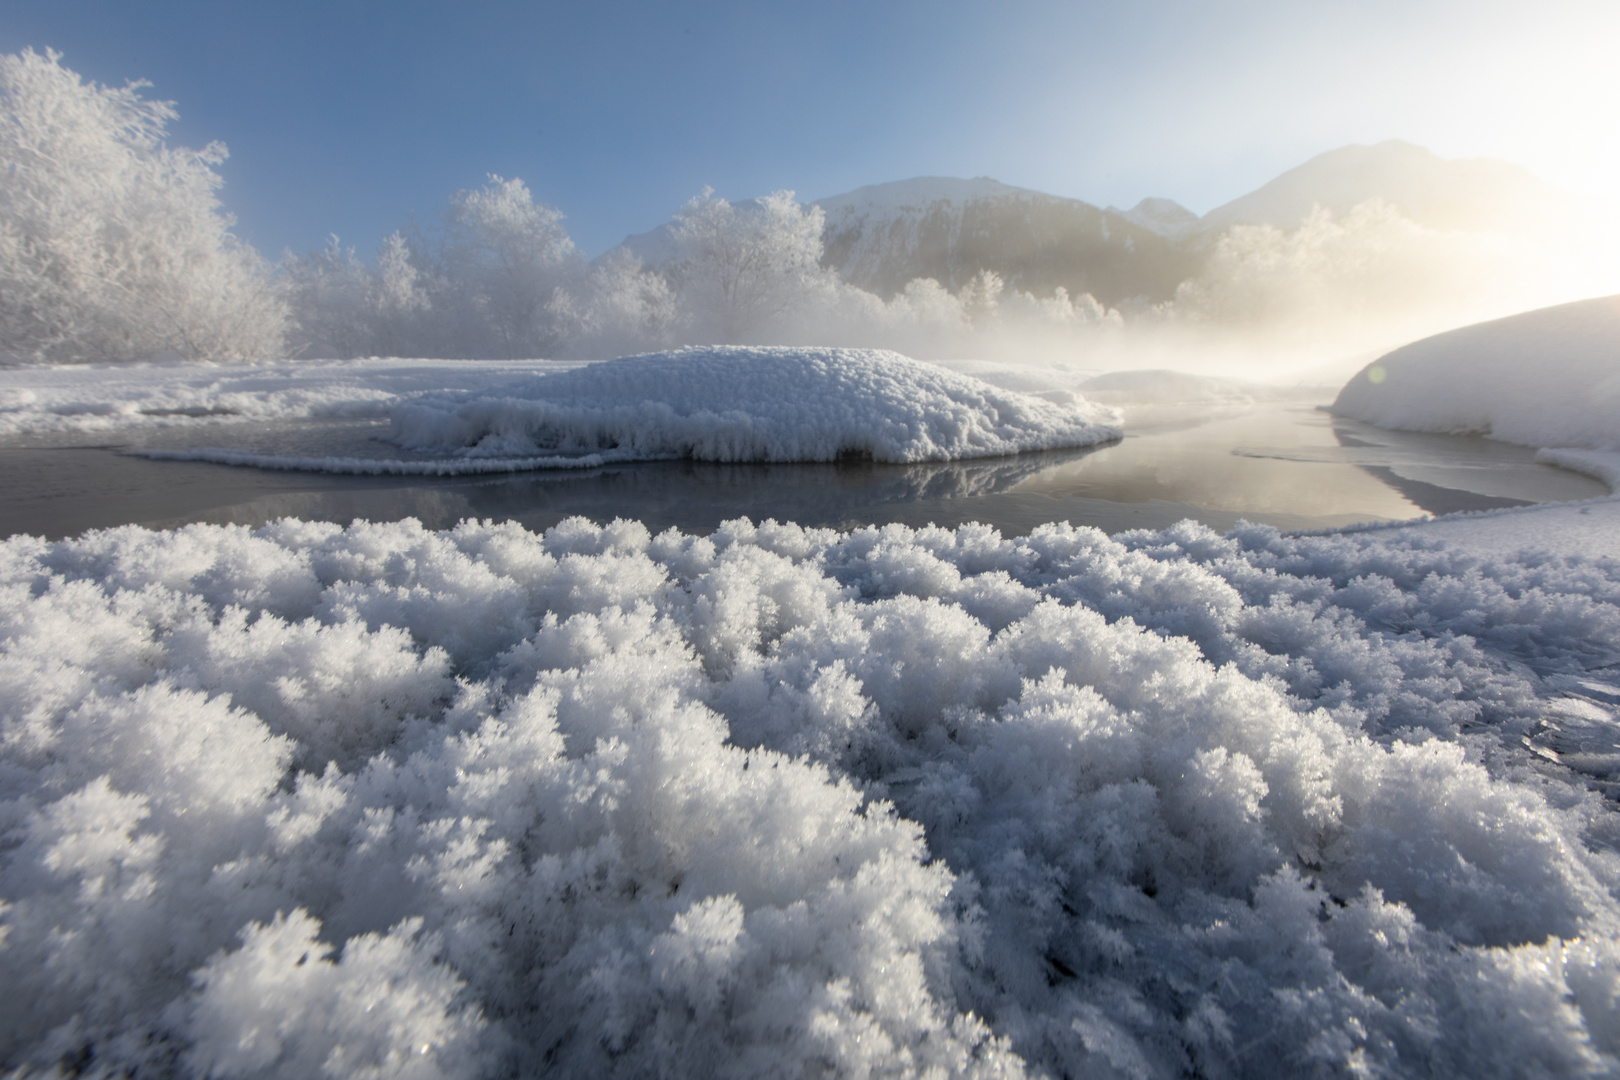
[
  {"x1": 387, "y1": 346, "x2": 1121, "y2": 464},
  {"x1": 0, "y1": 357, "x2": 583, "y2": 438},
  {"x1": 3, "y1": 511, "x2": 1619, "y2": 1077},
  {"x1": 1332, "y1": 293, "x2": 1620, "y2": 452}
]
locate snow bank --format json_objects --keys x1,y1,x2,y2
[
  {"x1": 0, "y1": 358, "x2": 589, "y2": 437},
  {"x1": 388, "y1": 346, "x2": 1121, "y2": 465},
  {"x1": 1, "y1": 350, "x2": 1118, "y2": 472},
  {"x1": 1538, "y1": 448, "x2": 1620, "y2": 492},
  {"x1": 1332, "y1": 294, "x2": 1620, "y2": 456},
  {"x1": 4, "y1": 512, "x2": 1619, "y2": 1077}
]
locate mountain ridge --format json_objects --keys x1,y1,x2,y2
[{"x1": 606, "y1": 142, "x2": 1598, "y2": 305}]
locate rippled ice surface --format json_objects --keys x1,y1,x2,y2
[{"x1": 1, "y1": 399, "x2": 1606, "y2": 540}]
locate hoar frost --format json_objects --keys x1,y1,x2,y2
[
  {"x1": 386, "y1": 346, "x2": 1122, "y2": 466},
  {"x1": 2, "y1": 513, "x2": 1619, "y2": 1077}
]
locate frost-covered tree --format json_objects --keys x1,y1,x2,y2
[
  {"x1": 1160, "y1": 200, "x2": 1505, "y2": 355},
  {"x1": 0, "y1": 48, "x2": 285, "y2": 363},
  {"x1": 281, "y1": 238, "x2": 372, "y2": 360},
  {"x1": 559, "y1": 248, "x2": 677, "y2": 358},
  {"x1": 433, "y1": 175, "x2": 579, "y2": 358},
  {"x1": 670, "y1": 189, "x2": 832, "y2": 343},
  {"x1": 284, "y1": 232, "x2": 430, "y2": 359},
  {"x1": 285, "y1": 177, "x2": 579, "y2": 360}
]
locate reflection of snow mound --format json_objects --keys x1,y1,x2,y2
[
  {"x1": 1333, "y1": 294, "x2": 1620, "y2": 451},
  {"x1": 391, "y1": 346, "x2": 1121, "y2": 464}
]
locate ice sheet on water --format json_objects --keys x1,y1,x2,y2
[{"x1": 3, "y1": 507, "x2": 1619, "y2": 1076}]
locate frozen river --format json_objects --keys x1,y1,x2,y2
[{"x1": 0, "y1": 398, "x2": 1606, "y2": 540}]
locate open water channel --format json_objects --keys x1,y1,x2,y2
[{"x1": 0, "y1": 399, "x2": 1607, "y2": 541}]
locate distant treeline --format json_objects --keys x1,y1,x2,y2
[{"x1": 0, "y1": 48, "x2": 1576, "y2": 367}]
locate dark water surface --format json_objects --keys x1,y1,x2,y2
[{"x1": 1, "y1": 401, "x2": 1606, "y2": 541}]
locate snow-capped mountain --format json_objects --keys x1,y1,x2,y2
[
  {"x1": 606, "y1": 177, "x2": 1196, "y2": 305},
  {"x1": 1105, "y1": 197, "x2": 1201, "y2": 239},
  {"x1": 810, "y1": 177, "x2": 1195, "y2": 304},
  {"x1": 602, "y1": 143, "x2": 1607, "y2": 306},
  {"x1": 1198, "y1": 139, "x2": 1582, "y2": 234}
]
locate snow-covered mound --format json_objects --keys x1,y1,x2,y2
[
  {"x1": 389, "y1": 346, "x2": 1121, "y2": 464},
  {"x1": 1332, "y1": 294, "x2": 1620, "y2": 454},
  {"x1": 4, "y1": 512, "x2": 1619, "y2": 1077}
]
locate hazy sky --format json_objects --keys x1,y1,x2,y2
[{"x1": 5, "y1": 0, "x2": 1616, "y2": 258}]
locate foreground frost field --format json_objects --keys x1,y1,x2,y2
[{"x1": 4, "y1": 506, "x2": 1620, "y2": 1078}]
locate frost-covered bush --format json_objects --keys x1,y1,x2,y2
[
  {"x1": 285, "y1": 177, "x2": 578, "y2": 361},
  {"x1": 669, "y1": 189, "x2": 837, "y2": 344},
  {"x1": 558, "y1": 249, "x2": 679, "y2": 359},
  {"x1": 1148, "y1": 200, "x2": 1509, "y2": 362},
  {"x1": 0, "y1": 49, "x2": 286, "y2": 364},
  {"x1": 3, "y1": 513, "x2": 1619, "y2": 1077},
  {"x1": 433, "y1": 176, "x2": 579, "y2": 359},
  {"x1": 282, "y1": 232, "x2": 432, "y2": 361}
]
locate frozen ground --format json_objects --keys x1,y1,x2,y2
[{"x1": 3, "y1": 499, "x2": 1619, "y2": 1078}]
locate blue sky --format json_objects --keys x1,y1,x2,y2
[{"x1": 5, "y1": 0, "x2": 1616, "y2": 258}]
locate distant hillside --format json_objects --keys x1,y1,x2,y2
[
  {"x1": 1199, "y1": 140, "x2": 1579, "y2": 234},
  {"x1": 812, "y1": 178, "x2": 1196, "y2": 304},
  {"x1": 1105, "y1": 197, "x2": 1200, "y2": 239},
  {"x1": 604, "y1": 143, "x2": 1603, "y2": 308}
]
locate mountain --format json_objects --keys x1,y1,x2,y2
[
  {"x1": 612, "y1": 178, "x2": 1197, "y2": 305},
  {"x1": 1198, "y1": 140, "x2": 1579, "y2": 234},
  {"x1": 812, "y1": 178, "x2": 1196, "y2": 304},
  {"x1": 1105, "y1": 197, "x2": 1200, "y2": 239},
  {"x1": 603, "y1": 143, "x2": 1605, "y2": 307}
]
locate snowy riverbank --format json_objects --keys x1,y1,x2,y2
[
  {"x1": 1, "y1": 347, "x2": 1121, "y2": 473},
  {"x1": 3, "y1": 503, "x2": 1618, "y2": 1077},
  {"x1": 1332, "y1": 294, "x2": 1620, "y2": 493}
]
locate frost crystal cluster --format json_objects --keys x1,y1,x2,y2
[
  {"x1": 388, "y1": 346, "x2": 1122, "y2": 466},
  {"x1": 3, "y1": 513, "x2": 1619, "y2": 1078}
]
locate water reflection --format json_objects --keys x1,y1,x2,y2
[{"x1": 0, "y1": 401, "x2": 1608, "y2": 541}]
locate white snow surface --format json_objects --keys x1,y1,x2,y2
[
  {"x1": 1332, "y1": 294, "x2": 1620, "y2": 459},
  {"x1": 5, "y1": 507, "x2": 1620, "y2": 1078},
  {"x1": 0, "y1": 349, "x2": 1120, "y2": 472},
  {"x1": 0, "y1": 357, "x2": 589, "y2": 437},
  {"x1": 1356, "y1": 494, "x2": 1620, "y2": 561},
  {"x1": 387, "y1": 346, "x2": 1121, "y2": 464}
]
